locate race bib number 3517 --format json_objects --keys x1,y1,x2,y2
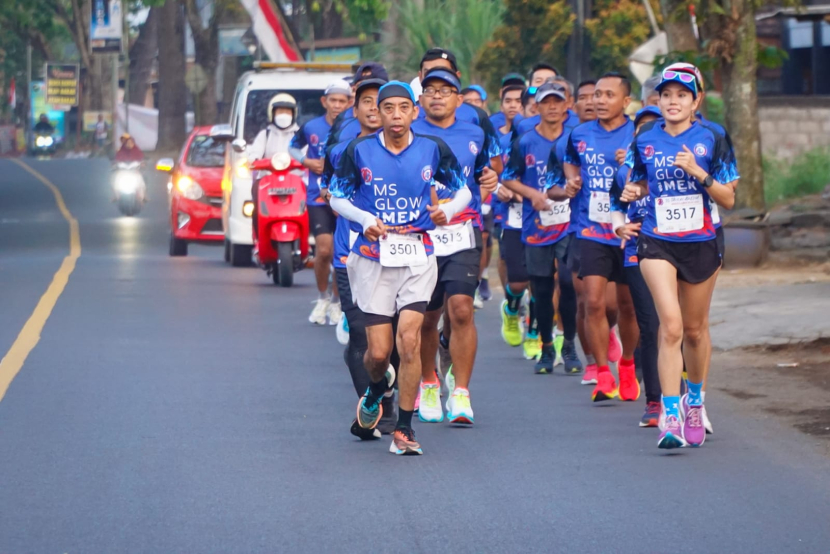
[{"x1": 656, "y1": 194, "x2": 704, "y2": 234}]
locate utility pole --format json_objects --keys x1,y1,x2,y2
[
  {"x1": 112, "y1": 53, "x2": 118, "y2": 155},
  {"x1": 26, "y1": 44, "x2": 32, "y2": 146},
  {"x1": 123, "y1": 4, "x2": 130, "y2": 133}
]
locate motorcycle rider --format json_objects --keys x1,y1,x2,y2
[
  {"x1": 34, "y1": 114, "x2": 54, "y2": 134},
  {"x1": 113, "y1": 134, "x2": 146, "y2": 202},
  {"x1": 247, "y1": 94, "x2": 299, "y2": 241}
]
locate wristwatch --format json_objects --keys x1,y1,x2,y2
[{"x1": 701, "y1": 174, "x2": 714, "y2": 188}]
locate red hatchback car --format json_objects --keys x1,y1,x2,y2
[{"x1": 156, "y1": 126, "x2": 227, "y2": 256}]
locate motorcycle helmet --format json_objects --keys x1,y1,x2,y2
[{"x1": 268, "y1": 93, "x2": 298, "y2": 128}]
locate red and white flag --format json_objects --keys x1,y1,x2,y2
[
  {"x1": 240, "y1": 0, "x2": 301, "y2": 62},
  {"x1": 8, "y1": 77, "x2": 16, "y2": 109}
]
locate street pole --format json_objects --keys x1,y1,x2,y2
[
  {"x1": 112, "y1": 53, "x2": 118, "y2": 156},
  {"x1": 123, "y1": 5, "x2": 130, "y2": 133},
  {"x1": 26, "y1": 44, "x2": 32, "y2": 148}
]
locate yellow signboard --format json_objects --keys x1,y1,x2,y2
[{"x1": 45, "y1": 63, "x2": 80, "y2": 108}]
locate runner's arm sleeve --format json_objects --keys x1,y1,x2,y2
[
  {"x1": 438, "y1": 186, "x2": 472, "y2": 221},
  {"x1": 330, "y1": 196, "x2": 377, "y2": 232}
]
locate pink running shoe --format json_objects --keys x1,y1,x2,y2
[
  {"x1": 581, "y1": 363, "x2": 598, "y2": 385},
  {"x1": 608, "y1": 328, "x2": 622, "y2": 363},
  {"x1": 658, "y1": 415, "x2": 687, "y2": 449},
  {"x1": 682, "y1": 395, "x2": 706, "y2": 447}
]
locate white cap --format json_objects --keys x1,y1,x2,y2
[
  {"x1": 325, "y1": 79, "x2": 352, "y2": 97},
  {"x1": 409, "y1": 77, "x2": 423, "y2": 100}
]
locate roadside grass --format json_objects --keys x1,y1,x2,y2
[{"x1": 764, "y1": 147, "x2": 830, "y2": 205}]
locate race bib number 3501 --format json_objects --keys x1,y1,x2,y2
[
  {"x1": 656, "y1": 194, "x2": 704, "y2": 234},
  {"x1": 539, "y1": 199, "x2": 570, "y2": 227},
  {"x1": 379, "y1": 233, "x2": 427, "y2": 267},
  {"x1": 428, "y1": 221, "x2": 474, "y2": 257},
  {"x1": 589, "y1": 191, "x2": 611, "y2": 224}
]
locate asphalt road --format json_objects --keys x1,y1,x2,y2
[{"x1": 1, "y1": 158, "x2": 829, "y2": 553}]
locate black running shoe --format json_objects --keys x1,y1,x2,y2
[
  {"x1": 350, "y1": 419, "x2": 381, "y2": 441},
  {"x1": 535, "y1": 345, "x2": 555, "y2": 374},
  {"x1": 562, "y1": 339, "x2": 584, "y2": 374}
]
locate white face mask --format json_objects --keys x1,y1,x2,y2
[{"x1": 274, "y1": 113, "x2": 293, "y2": 129}]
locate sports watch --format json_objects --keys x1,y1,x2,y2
[{"x1": 701, "y1": 174, "x2": 714, "y2": 188}]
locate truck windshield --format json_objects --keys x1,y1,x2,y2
[{"x1": 243, "y1": 89, "x2": 327, "y2": 144}]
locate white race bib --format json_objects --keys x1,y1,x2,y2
[
  {"x1": 349, "y1": 230, "x2": 359, "y2": 248},
  {"x1": 656, "y1": 194, "x2": 704, "y2": 234},
  {"x1": 379, "y1": 233, "x2": 427, "y2": 267},
  {"x1": 710, "y1": 199, "x2": 721, "y2": 226},
  {"x1": 428, "y1": 221, "x2": 474, "y2": 257},
  {"x1": 507, "y1": 202, "x2": 522, "y2": 229},
  {"x1": 589, "y1": 191, "x2": 611, "y2": 224},
  {"x1": 539, "y1": 199, "x2": 570, "y2": 227}
]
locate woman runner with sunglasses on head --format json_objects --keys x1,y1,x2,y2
[{"x1": 621, "y1": 67, "x2": 739, "y2": 449}]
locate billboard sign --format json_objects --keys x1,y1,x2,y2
[
  {"x1": 91, "y1": 0, "x2": 124, "y2": 53},
  {"x1": 45, "y1": 63, "x2": 80, "y2": 108}
]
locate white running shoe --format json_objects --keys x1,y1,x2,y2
[
  {"x1": 309, "y1": 298, "x2": 330, "y2": 325},
  {"x1": 418, "y1": 382, "x2": 444, "y2": 422},
  {"x1": 327, "y1": 301, "x2": 342, "y2": 326},
  {"x1": 473, "y1": 290, "x2": 484, "y2": 309},
  {"x1": 446, "y1": 388, "x2": 474, "y2": 425},
  {"x1": 335, "y1": 312, "x2": 350, "y2": 345}
]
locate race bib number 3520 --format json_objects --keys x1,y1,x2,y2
[
  {"x1": 589, "y1": 191, "x2": 611, "y2": 224},
  {"x1": 656, "y1": 194, "x2": 704, "y2": 234},
  {"x1": 379, "y1": 233, "x2": 427, "y2": 267}
]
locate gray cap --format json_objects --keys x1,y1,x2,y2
[{"x1": 535, "y1": 81, "x2": 567, "y2": 103}]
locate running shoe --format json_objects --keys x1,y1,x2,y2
[
  {"x1": 523, "y1": 333, "x2": 542, "y2": 360},
  {"x1": 327, "y1": 301, "x2": 342, "y2": 326},
  {"x1": 618, "y1": 363, "x2": 641, "y2": 401},
  {"x1": 474, "y1": 289, "x2": 484, "y2": 309},
  {"x1": 639, "y1": 401, "x2": 661, "y2": 428},
  {"x1": 553, "y1": 333, "x2": 565, "y2": 368},
  {"x1": 703, "y1": 405, "x2": 713, "y2": 435},
  {"x1": 581, "y1": 363, "x2": 599, "y2": 385},
  {"x1": 309, "y1": 298, "x2": 330, "y2": 325},
  {"x1": 534, "y1": 345, "x2": 555, "y2": 374},
  {"x1": 350, "y1": 419, "x2": 381, "y2": 440},
  {"x1": 592, "y1": 371, "x2": 619, "y2": 402},
  {"x1": 418, "y1": 383, "x2": 444, "y2": 423},
  {"x1": 500, "y1": 300, "x2": 523, "y2": 347},
  {"x1": 562, "y1": 339, "x2": 583, "y2": 374},
  {"x1": 389, "y1": 427, "x2": 423, "y2": 455},
  {"x1": 681, "y1": 394, "x2": 707, "y2": 446},
  {"x1": 356, "y1": 389, "x2": 383, "y2": 429},
  {"x1": 608, "y1": 327, "x2": 622, "y2": 363},
  {"x1": 335, "y1": 312, "x2": 350, "y2": 346},
  {"x1": 446, "y1": 388, "x2": 474, "y2": 425},
  {"x1": 378, "y1": 396, "x2": 397, "y2": 435},
  {"x1": 444, "y1": 364, "x2": 456, "y2": 397},
  {"x1": 657, "y1": 415, "x2": 687, "y2": 449},
  {"x1": 479, "y1": 278, "x2": 492, "y2": 301}
]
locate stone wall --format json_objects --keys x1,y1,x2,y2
[{"x1": 758, "y1": 96, "x2": 830, "y2": 160}]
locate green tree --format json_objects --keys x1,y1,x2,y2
[
  {"x1": 475, "y1": 0, "x2": 574, "y2": 93},
  {"x1": 584, "y1": 0, "x2": 654, "y2": 77},
  {"x1": 388, "y1": 0, "x2": 504, "y2": 85}
]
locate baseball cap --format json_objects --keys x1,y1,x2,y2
[
  {"x1": 420, "y1": 48, "x2": 459, "y2": 72},
  {"x1": 656, "y1": 67, "x2": 698, "y2": 98},
  {"x1": 664, "y1": 62, "x2": 704, "y2": 91},
  {"x1": 633, "y1": 106, "x2": 662, "y2": 127},
  {"x1": 355, "y1": 78, "x2": 388, "y2": 101},
  {"x1": 377, "y1": 81, "x2": 416, "y2": 104},
  {"x1": 325, "y1": 79, "x2": 352, "y2": 97},
  {"x1": 421, "y1": 68, "x2": 462, "y2": 91},
  {"x1": 535, "y1": 81, "x2": 567, "y2": 103},
  {"x1": 466, "y1": 85, "x2": 487, "y2": 101},
  {"x1": 351, "y1": 62, "x2": 389, "y2": 85},
  {"x1": 501, "y1": 73, "x2": 526, "y2": 88}
]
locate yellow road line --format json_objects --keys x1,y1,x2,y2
[{"x1": 0, "y1": 160, "x2": 81, "y2": 403}]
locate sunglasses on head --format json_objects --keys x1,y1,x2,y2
[{"x1": 662, "y1": 70, "x2": 696, "y2": 84}]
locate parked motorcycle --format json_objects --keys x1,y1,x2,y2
[
  {"x1": 113, "y1": 161, "x2": 146, "y2": 216},
  {"x1": 249, "y1": 152, "x2": 310, "y2": 287}
]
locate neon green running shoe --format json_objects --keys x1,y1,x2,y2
[
  {"x1": 553, "y1": 334, "x2": 565, "y2": 367},
  {"x1": 523, "y1": 332, "x2": 542, "y2": 360},
  {"x1": 500, "y1": 300, "x2": 522, "y2": 347}
]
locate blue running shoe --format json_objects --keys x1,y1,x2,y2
[{"x1": 356, "y1": 389, "x2": 383, "y2": 429}]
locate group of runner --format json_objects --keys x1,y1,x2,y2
[{"x1": 288, "y1": 49, "x2": 739, "y2": 455}]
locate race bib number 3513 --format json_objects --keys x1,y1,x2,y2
[
  {"x1": 589, "y1": 191, "x2": 611, "y2": 224},
  {"x1": 428, "y1": 221, "x2": 474, "y2": 257},
  {"x1": 656, "y1": 194, "x2": 704, "y2": 234},
  {"x1": 379, "y1": 233, "x2": 428, "y2": 267}
]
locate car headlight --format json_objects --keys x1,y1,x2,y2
[
  {"x1": 235, "y1": 158, "x2": 251, "y2": 179},
  {"x1": 242, "y1": 201, "x2": 254, "y2": 217},
  {"x1": 176, "y1": 176, "x2": 204, "y2": 200}
]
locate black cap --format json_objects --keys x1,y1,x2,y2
[
  {"x1": 501, "y1": 73, "x2": 526, "y2": 88},
  {"x1": 352, "y1": 62, "x2": 389, "y2": 85},
  {"x1": 422, "y1": 68, "x2": 462, "y2": 91},
  {"x1": 355, "y1": 77, "x2": 388, "y2": 101},
  {"x1": 420, "y1": 48, "x2": 459, "y2": 72}
]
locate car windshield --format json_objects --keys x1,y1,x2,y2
[
  {"x1": 242, "y1": 89, "x2": 327, "y2": 144},
  {"x1": 186, "y1": 135, "x2": 225, "y2": 167}
]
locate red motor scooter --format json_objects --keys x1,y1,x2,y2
[{"x1": 249, "y1": 153, "x2": 310, "y2": 287}]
